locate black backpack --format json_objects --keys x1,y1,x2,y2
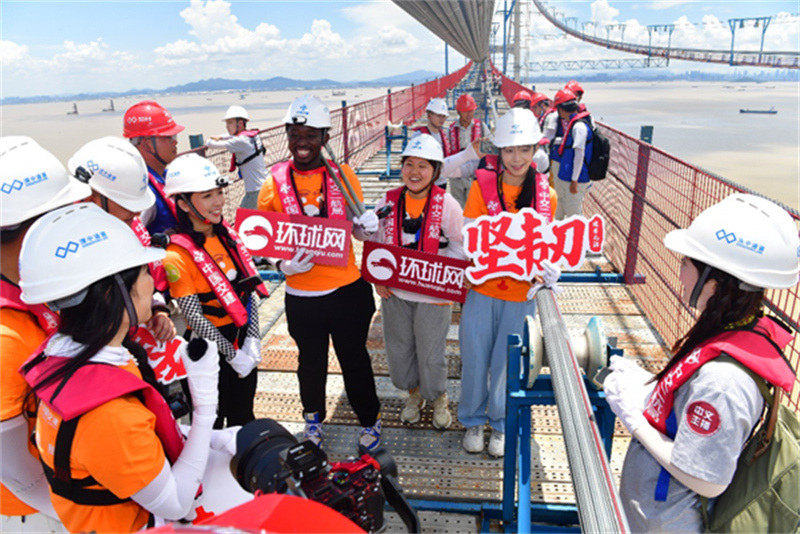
[{"x1": 585, "y1": 122, "x2": 610, "y2": 181}]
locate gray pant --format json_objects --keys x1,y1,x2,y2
[
  {"x1": 381, "y1": 296, "x2": 451, "y2": 400},
  {"x1": 448, "y1": 175, "x2": 473, "y2": 209},
  {"x1": 240, "y1": 190, "x2": 260, "y2": 210}
]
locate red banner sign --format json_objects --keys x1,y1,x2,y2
[
  {"x1": 132, "y1": 326, "x2": 187, "y2": 385},
  {"x1": 361, "y1": 241, "x2": 470, "y2": 303},
  {"x1": 235, "y1": 208, "x2": 352, "y2": 267},
  {"x1": 462, "y1": 208, "x2": 606, "y2": 285}
]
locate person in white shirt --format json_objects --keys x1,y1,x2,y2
[{"x1": 206, "y1": 106, "x2": 268, "y2": 210}]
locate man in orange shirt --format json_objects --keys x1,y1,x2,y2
[
  {"x1": 257, "y1": 95, "x2": 381, "y2": 452},
  {"x1": 0, "y1": 136, "x2": 90, "y2": 531}
]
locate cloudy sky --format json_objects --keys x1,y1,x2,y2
[{"x1": 1, "y1": 0, "x2": 797, "y2": 97}]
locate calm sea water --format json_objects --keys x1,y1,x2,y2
[{"x1": 3, "y1": 81, "x2": 798, "y2": 209}]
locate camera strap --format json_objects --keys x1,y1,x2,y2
[{"x1": 380, "y1": 473, "x2": 419, "y2": 533}]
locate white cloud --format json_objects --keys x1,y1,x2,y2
[
  {"x1": 1, "y1": 40, "x2": 30, "y2": 67},
  {"x1": 590, "y1": 0, "x2": 620, "y2": 25},
  {"x1": 651, "y1": 0, "x2": 690, "y2": 10}
]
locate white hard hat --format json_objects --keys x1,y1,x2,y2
[
  {"x1": 163, "y1": 153, "x2": 229, "y2": 197},
  {"x1": 664, "y1": 193, "x2": 800, "y2": 289},
  {"x1": 283, "y1": 95, "x2": 331, "y2": 129},
  {"x1": 67, "y1": 136, "x2": 154, "y2": 213},
  {"x1": 402, "y1": 133, "x2": 444, "y2": 163},
  {"x1": 425, "y1": 98, "x2": 448, "y2": 116},
  {"x1": 0, "y1": 136, "x2": 91, "y2": 228},
  {"x1": 492, "y1": 108, "x2": 542, "y2": 148},
  {"x1": 19, "y1": 203, "x2": 165, "y2": 305},
  {"x1": 224, "y1": 105, "x2": 249, "y2": 121}
]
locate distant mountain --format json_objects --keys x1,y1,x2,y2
[{"x1": 2, "y1": 70, "x2": 443, "y2": 105}]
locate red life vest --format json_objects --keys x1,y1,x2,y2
[
  {"x1": 414, "y1": 126, "x2": 451, "y2": 157},
  {"x1": 228, "y1": 130, "x2": 266, "y2": 172},
  {"x1": 22, "y1": 352, "x2": 184, "y2": 505},
  {"x1": 448, "y1": 119, "x2": 482, "y2": 153},
  {"x1": 0, "y1": 278, "x2": 58, "y2": 335},
  {"x1": 168, "y1": 226, "x2": 268, "y2": 328},
  {"x1": 129, "y1": 217, "x2": 168, "y2": 292},
  {"x1": 557, "y1": 111, "x2": 591, "y2": 157},
  {"x1": 384, "y1": 185, "x2": 446, "y2": 253},
  {"x1": 644, "y1": 316, "x2": 795, "y2": 435},
  {"x1": 270, "y1": 160, "x2": 348, "y2": 220},
  {"x1": 475, "y1": 155, "x2": 552, "y2": 222},
  {"x1": 147, "y1": 170, "x2": 178, "y2": 220},
  {"x1": 539, "y1": 107, "x2": 556, "y2": 129}
]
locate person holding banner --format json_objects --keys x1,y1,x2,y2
[
  {"x1": 162, "y1": 154, "x2": 268, "y2": 428},
  {"x1": 1, "y1": 137, "x2": 89, "y2": 531},
  {"x1": 256, "y1": 95, "x2": 382, "y2": 452},
  {"x1": 67, "y1": 136, "x2": 176, "y2": 343},
  {"x1": 18, "y1": 204, "x2": 223, "y2": 533},
  {"x1": 370, "y1": 134, "x2": 465, "y2": 430},
  {"x1": 459, "y1": 108, "x2": 558, "y2": 457}
]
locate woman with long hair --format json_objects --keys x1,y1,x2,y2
[
  {"x1": 603, "y1": 194, "x2": 800, "y2": 531},
  {"x1": 161, "y1": 154, "x2": 268, "y2": 429},
  {"x1": 19, "y1": 203, "x2": 220, "y2": 533},
  {"x1": 459, "y1": 108, "x2": 556, "y2": 457}
]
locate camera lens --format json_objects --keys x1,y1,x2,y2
[{"x1": 230, "y1": 419, "x2": 298, "y2": 494}]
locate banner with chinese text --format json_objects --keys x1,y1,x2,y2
[
  {"x1": 361, "y1": 241, "x2": 470, "y2": 303},
  {"x1": 462, "y1": 208, "x2": 605, "y2": 285},
  {"x1": 235, "y1": 208, "x2": 352, "y2": 267}
]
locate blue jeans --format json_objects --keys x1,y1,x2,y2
[{"x1": 458, "y1": 290, "x2": 536, "y2": 432}]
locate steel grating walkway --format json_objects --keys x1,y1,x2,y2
[{"x1": 252, "y1": 103, "x2": 669, "y2": 531}]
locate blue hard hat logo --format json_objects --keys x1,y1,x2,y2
[
  {"x1": 715, "y1": 229, "x2": 736, "y2": 243},
  {"x1": 1, "y1": 180, "x2": 24, "y2": 194},
  {"x1": 55, "y1": 241, "x2": 80, "y2": 258}
]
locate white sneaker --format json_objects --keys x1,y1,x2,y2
[
  {"x1": 400, "y1": 389, "x2": 425, "y2": 424},
  {"x1": 488, "y1": 429, "x2": 505, "y2": 457},
  {"x1": 431, "y1": 392, "x2": 452, "y2": 429},
  {"x1": 462, "y1": 426, "x2": 485, "y2": 453}
]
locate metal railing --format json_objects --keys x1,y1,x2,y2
[
  {"x1": 492, "y1": 68, "x2": 800, "y2": 412},
  {"x1": 210, "y1": 62, "x2": 474, "y2": 221},
  {"x1": 531, "y1": 0, "x2": 800, "y2": 69}
]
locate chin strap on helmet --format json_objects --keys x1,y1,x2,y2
[
  {"x1": 180, "y1": 194, "x2": 214, "y2": 225},
  {"x1": 113, "y1": 273, "x2": 139, "y2": 336},
  {"x1": 689, "y1": 264, "x2": 713, "y2": 309},
  {"x1": 149, "y1": 138, "x2": 169, "y2": 167}
]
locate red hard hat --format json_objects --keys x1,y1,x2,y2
[
  {"x1": 530, "y1": 92, "x2": 549, "y2": 106},
  {"x1": 123, "y1": 100, "x2": 185, "y2": 138},
  {"x1": 565, "y1": 80, "x2": 584, "y2": 96},
  {"x1": 456, "y1": 94, "x2": 477, "y2": 112},
  {"x1": 512, "y1": 90, "x2": 532, "y2": 103},
  {"x1": 554, "y1": 89, "x2": 577, "y2": 106}
]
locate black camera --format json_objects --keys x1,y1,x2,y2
[{"x1": 230, "y1": 419, "x2": 418, "y2": 533}]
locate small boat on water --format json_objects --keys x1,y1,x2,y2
[
  {"x1": 331, "y1": 89, "x2": 346, "y2": 96},
  {"x1": 102, "y1": 99, "x2": 115, "y2": 112},
  {"x1": 66, "y1": 103, "x2": 78, "y2": 115},
  {"x1": 739, "y1": 106, "x2": 777, "y2": 114}
]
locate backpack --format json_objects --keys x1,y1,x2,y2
[
  {"x1": 586, "y1": 125, "x2": 610, "y2": 182},
  {"x1": 701, "y1": 360, "x2": 800, "y2": 533}
]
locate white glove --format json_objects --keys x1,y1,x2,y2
[
  {"x1": 609, "y1": 355, "x2": 654, "y2": 384},
  {"x1": 241, "y1": 335, "x2": 261, "y2": 367},
  {"x1": 602, "y1": 366, "x2": 653, "y2": 434},
  {"x1": 533, "y1": 148, "x2": 550, "y2": 173},
  {"x1": 527, "y1": 261, "x2": 561, "y2": 300},
  {"x1": 279, "y1": 248, "x2": 314, "y2": 276},
  {"x1": 209, "y1": 426, "x2": 240, "y2": 456},
  {"x1": 229, "y1": 348, "x2": 257, "y2": 378},
  {"x1": 181, "y1": 339, "x2": 220, "y2": 411},
  {"x1": 353, "y1": 209, "x2": 379, "y2": 234}
]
